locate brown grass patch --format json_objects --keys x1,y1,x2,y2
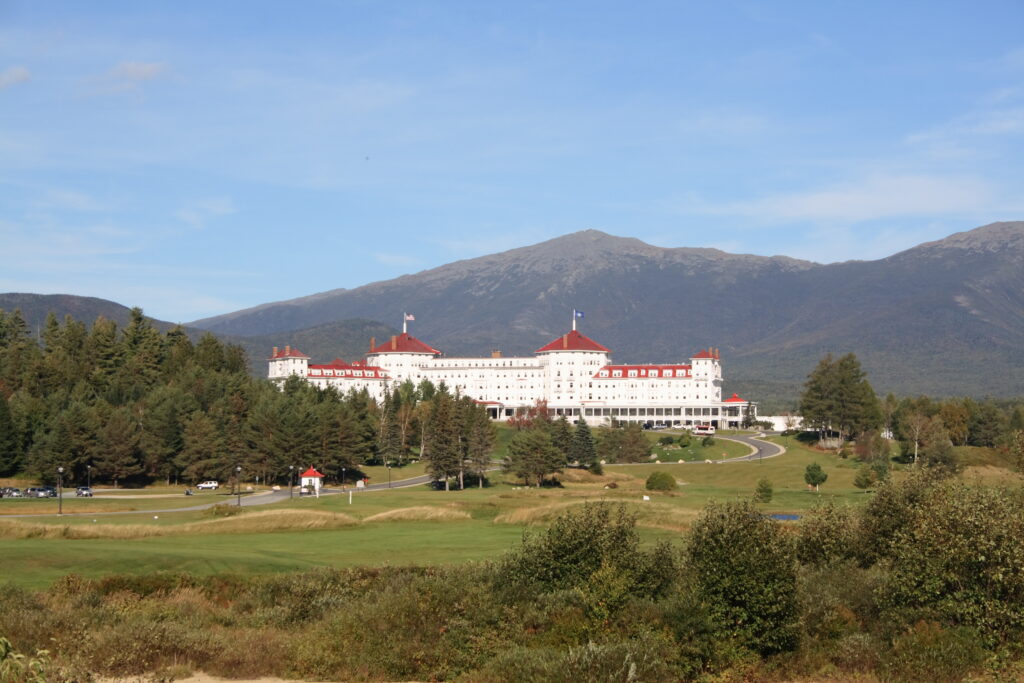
[
  {"x1": 961, "y1": 466, "x2": 1024, "y2": 485},
  {"x1": 492, "y1": 499, "x2": 698, "y2": 533},
  {"x1": 362, "y1": 506, "x2": 471, "y2": 523},
  {"x1": 0, "y1": 509, "x2": 359, "y2": 540}
]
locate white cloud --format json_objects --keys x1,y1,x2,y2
[
  {"x1": 91, "y1": 61, "x2": 167, "y2": 94},
  {"x1": 702, "y1": 174, "x2": 997, "y2": 224},
  {"x1": 0, "y1": 66, "x2": 30, "y2": 89},
  {"x1": 176, "y1": 197, "x2": 237, "y2": 228}
]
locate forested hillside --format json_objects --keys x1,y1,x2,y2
[{"x1": 0, "y1": 308, "x2": 446, "y2": 486}]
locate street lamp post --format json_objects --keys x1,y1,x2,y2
[
  {"x1": 387, "y1": 463, "x2": 392, "y2": 489},
  {"x1": 341, "y1": 467, "x2": 346, "y2": 489},
  {"x1": 289, "y1": 465, "x2": 294, "y2": 499},
  {"x1": 87, "y1": 464, "x2": 91, "y2": 489},
  {"x1": 236, "y1": 465, "x2": 242, "y2": 507},
  {"x1": 57, "y1": 466, "x2": 64, "y2": 515}
]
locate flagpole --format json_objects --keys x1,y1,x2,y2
[
  {"x1": 572, "y1": 309, "x2": 577, "y2": 332},
  {"x1": 403, "y1": 313, "x2": 407, "y2": 335}
]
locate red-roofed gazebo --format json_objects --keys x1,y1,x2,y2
[{"x1": 300, "y1": 467, "x2": 324, "y2": 497}]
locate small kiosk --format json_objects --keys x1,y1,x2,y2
[{"x1": 300, "y1": 467, "x2": 324, "y2": 498}]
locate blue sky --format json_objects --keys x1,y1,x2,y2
[{"x1": 2, "y1": 1, "x2": 1023, "y2": 323}]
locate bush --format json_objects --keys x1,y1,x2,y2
[
  {"x1": 754, "y1": 478, "x2": 772, "y2": 503},
  {"x1": 203, "y1": 503, "x2": 243, "y2": 517},
  {"x1": 880, "y1": 481, "x2": 1024, "y2": 645},
  {"x1": 645, "y1": 471, "x2": 677, "y2": 491},
  {"x1": 701, "y1": 435, "x2": 715, "y2": 447},
  {"x1": 658, "y1": 435, "x2": 675, "y2": 446},
  {"x1": 687, "y1": 500, "x2": 799, "y2": 654},
  {"x1": 883, "y1": 621, "x2": 987, "y2": 683},
  {"x1": 495, "y1": 503, "x2": 677, "y2": 599},
  {"x1": 796, "y1": 502, "x2": 858, "y2": 567}
]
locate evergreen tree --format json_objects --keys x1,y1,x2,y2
[
  {"x1": 0, "y1": 396, "x2": 20, "y2": 476},
  {"x1": 95, "y1": 406, "x2": 144, "y2": 487},
  {"x1": 424, "y1": 385, "x2": 461, "y2": 490},
  {"x1": 968, "y1": 400, "x2": 1007, "y2": 447},
  {"x1": 550, "y1": 415, "x2": 573, "y2": 460},
  {"x1": 504, "y1": 429, "x2": 564, "y2": 487},
  {"x1": 377, "y1": 389, "x2": 403, "y2": 465},
  {"x1": 463, "y1": 400, "x2": 496, "y2": 487},
  {"x1": 177, "y1": 411, "x2": 226, "y2": 483},
  {"x1": 619, "y1": 422, "x2": 651, "y2": 462},
  {"x1": 799, "y1": 353, "x2": 881, "y2": 442},
  {"x1": 804, "y1": 463, "x2": 828, "y2": 492},
  {"x1": 568, "y1": 418, "x2": 598, "y2": 470},
  {"x1": 194, "y1": 333, "x2": 226, "y2": 372}
]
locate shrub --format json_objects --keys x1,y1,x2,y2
[
  {"x1": 796, "y1": 502, "x2": 858, "y2": 567},
  {"x1": 880, "y1": 482, "x2": 1024, "y2": 645},
  {"x1": 687, "y1": 500, "x2": 799, "y2": 654},
  {"x1": 203, "y1": 503, "x2": 243, "y2": 517},
  {"x1": 701, "y1": 435, "x2": 715, "y2": 447},
  {"x1": 658, "y1": 436, "x2": 675, "y2": 446},
  {"x1": 645, "y1": 471, "x2": 677, "y2": 491},
  {"x1": 883, "y1": 621, "x2": 987, "y2": 683},
  {"x1": 754, "y1": 478, "x2": 772, "y2": 503},
  {"x1": 495, "y1": 503, "x2": 677, "y2": 599}
]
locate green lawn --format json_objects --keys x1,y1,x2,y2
[{"x1": 0, "y1": 435, "x2": 941, "y2": 590}]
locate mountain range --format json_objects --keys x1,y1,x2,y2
[{"x1": 4, "y1": 222, "x2": 1022, "y2": 405}]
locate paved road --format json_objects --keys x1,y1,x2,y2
[
  {"x1": 5, "y1": 435, "x2": 785, "y2": 519},
  {"x1": 716, "y1": 432, "x2": 786, "y2": 462}
]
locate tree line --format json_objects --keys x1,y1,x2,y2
[
  {"x1": 0, "y1": 307, "x2": 493, "y2": 488},
  {"x1": 798, "y1": 352, "x2": 1024, "y2": 473}
]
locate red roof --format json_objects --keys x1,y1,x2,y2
[
  {"x1": 691, "y1": 348, "x2": 720, "y2": 360},
  {"x1": 535, "y1": 330, "x2": 611, "y2": 354},
  {"x1": 301, "y1": 467, "x2": 324, "y2": 478},
  {"x1": 268, "y1": 345, "x2": 310, "y2": 360},
  {"x1": 369, "y1": 333, "x2": 441, "y2": 355},
  {"x1": 723, "y1": 393, "x2": 748, "y2": 403}
]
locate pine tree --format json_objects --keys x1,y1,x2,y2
[
  {"x1": 177, "y1": 411, "x2": 226, "y2": 483},
  {"x1": 0, "y1": 396, "x2": 20, "y2": 477},
  {"x1": 568, "y1": 419, "x2": 598, "y2": 470},
  {"x1": 799, "y1": 353, "x2": 881, "y2": 442},
  {"x1": 464, "y1": 401, "x2": 496, "y2": 487},
  {"x1": 424, "y1": 385, "x2": 461, "y2": 490},
  {"x1": 504, "y1": 429, "x2": 564, "y2": 487},
  {"x1": 95, "y1": 406, "x2": 144, "y2": 487},
  {"x1": 619, "y1": 422, "x2": 651, "y2": 463}
]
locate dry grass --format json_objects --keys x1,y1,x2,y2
[
  {"x1": 492, "y1": 498, "x2": 697, "y2": 533},
  {"x1": 0, "y1": 509, "x2": 359, "y2": 540},
  {"x1": 557, "y1": 468, "x2": 632, "y2": 484},
  {"x1": 961, "y1": 466, "x2": 1024, "y2": 485},
  {"x1": 362, "y1": 506, "x2": 471, "y2": 523}
]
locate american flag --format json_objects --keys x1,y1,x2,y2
[{"x1": 405, "y1": 313, "x2": 415, "y2": 321}]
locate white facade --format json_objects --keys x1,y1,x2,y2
[{"x1": 268, "y1": 330, "x2": 754, "y2": 428}]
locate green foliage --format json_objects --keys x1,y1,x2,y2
[
  {"x1": 853, "y1": 466, "x2": 874, "y2": 490},
  {"x1": 496, "y1": 503, "x2": 677, "y2": 599},
  {"x1": 799, "y1": 353, "x2": 881, "y2": 441},
  {"x1": 595, "y1": 422, "x2": 651, "y2": 463},
  {"x1": 0, "y1": 396, "x2": 20, "y2": 477},
  {"x1": 883, "y1": 621, "x2": 988, "y2": 683},
  {"x1": 0, "y1": 636, "x2": 51, "y2": 683},
  {"x1": 687, "y1": 500, "x2": 799, "y2": 654},
  {"x1": 503, "y1": 428, "x2": 564, "y2": 486},
  {"x1": 645, "y1": 470, "x2": 677, "y2": 491},
  {"x1": 795, "y1": 503, "x2": 858, "y2": 567},
  {"x1": 803, "y1": 462, "x2": 827, "y2": 491},
  {"x1": 568, "y1": 419, "x2": 598, "y2": 470},
  {"x1": 658, "y1": 435, "x2": 675, "y2": 446},
  {"x1": 880, "y1": 482, "x2": 1024, "y2": 645},
  {"x1": 754, "y1": 478, "x2": 773, "y2": 503},
  {"x1": 701, "y1": 435, "x2": 715, "y2": 447}
]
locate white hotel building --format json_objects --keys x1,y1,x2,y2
[{"x1": 268, "y1": 326, "x2": 754, "y2": 428}]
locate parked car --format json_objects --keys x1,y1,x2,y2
[
  {"x1": 1, "y1": 487, "x2": 23, "y2": 498},
  {"x1": 196, "y1": 481, "x2": 219, "y2": 490},
  {"x1": 41, "y1": 486, "x2": 57, "y2": 498},
  {"x1": 76, "y1": 487, "x2": 93, "y2": 497},
  {"x1": 24, "y1": 487, "x2": 49, "y2": 498}
]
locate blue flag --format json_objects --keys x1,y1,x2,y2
[{"x1": 574, "y1": 310, "x2": 584, "y2": 319}]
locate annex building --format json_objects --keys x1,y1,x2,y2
[{"x1": 268, "y1": 323, "x2": 754, "y2": 428}]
